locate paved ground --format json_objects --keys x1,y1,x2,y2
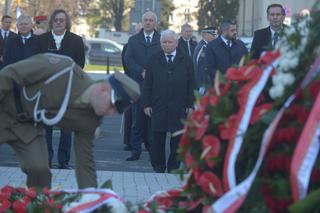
[
  {"x1": 0, "y1": 166, "x2": 184, "y2": 203},
  {"x1": 0, "y1": 72, "x2": 184, "y2": 203}
]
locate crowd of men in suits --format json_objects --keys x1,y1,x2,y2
[
  {"x1": 122, "y1": 3, "x2": 286, "y2": 173},
  {"x1": 0, "y1": 3, "x2": 286, "y2": 176},
  {"x1": 0, "y1": 9, "x2": 86, "y2": 170}
]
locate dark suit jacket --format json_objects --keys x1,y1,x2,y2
[
  {"x1": 177, "y1": 37, "x2": 197, "y2": 58},
  {"x1": 124, "y1": 29, "x2": 161, "y2": 84},
  {"x1": 250, "y1": 26, "x2": 272, "y2": 59},
  {"x1": 38, "y1": 31, "x2": 85, "y2": 68},
  {"x1": 205, "y1": 36, "x2": 248, "y2": 81},
  {"x1": 142, "y1": 50, "x2": 195, "y2": 132},
  {"x1": 0, "y1": 30, "x2": 16, "y2": 69},
  {"x1": 3, "y1": 33, "x2": 39, "y2": 66}
]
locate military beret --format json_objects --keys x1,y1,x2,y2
[
  {"x1": 201, "y1": 27, "x2": 217, "y2": 36},
  {"x1": 108, "y1": 71, "x2": 140, "y2": 113},
  {"x1": 34, "y1": 15, "x2": 47, "y2": 22}
]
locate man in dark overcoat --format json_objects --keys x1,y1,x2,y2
[
  {"x1": 250, "y1": 4, "x2": 286, "y2": 59},
  {"x1": 142, "y1": 30, "x2": 195, "y2": 173},
  {"x1": 124, "y1": 11, "x2": 161, "y2": 161},
  {"x1": 205, "y1": 20, "x2": 248, "y2": 82},
  {"x1": 177, "y1": 23, "x2": 197, "y2": 58},
  {"x1": 0, "y1": 15, "x2": 16, "y2": 69},
  {"x1": 37, "y1": 9, "x2": 85, "y2": 169},
  {"x1": 3, "y1": 15, "x2": 38, "y2": 66},
  {"x1": 0, "y1": 53, "x2": 140, "y2": 188}
]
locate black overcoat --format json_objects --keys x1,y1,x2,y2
[
  {"x1": 142, "y1": 50, "x2": 195, "y2": 132},
  {"x1": 250, "y1": 26, "x2": 272, "y2": 59},
  {"x1": 124, "y1": 29, "x2": 161, "y2": 84},
  {"x1": 37, "y1": 31, "x2": 85, "y2": 68}
]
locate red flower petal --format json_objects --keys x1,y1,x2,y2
[
  {"x1": 198, "y1": 172, "x2": 224, "y2": 197},
  {"x1": 250, "y1": 103, "x2": 273, "y2": 124},
  {"x1": 202, "y1": 135, "x2": 221, "y2": 168}
]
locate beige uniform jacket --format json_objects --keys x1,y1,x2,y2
[{"x1": 0, "y1": 53, "x2": 102, "y2": 145}]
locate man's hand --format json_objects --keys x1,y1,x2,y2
[
  {"x1": 141, "y1": 69, "x2": 146, "y2": 79},
  {"x1": 144, "y1": 107, "x2": 152, "y2": 117}
]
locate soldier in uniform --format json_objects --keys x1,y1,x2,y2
[
  {"x1": 0, "y1": 53, "x2": 140, "y2": 188},
  {"x1": 193, "y1": 27, "x2": 217, "y2": 94}
]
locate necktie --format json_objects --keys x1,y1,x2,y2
[
  {"x1": 273, "y1": 32, "x2": 279, "y2": 48},
  {"x1": 146, "y1": 35, "x2": 151, "y2": 44},
  {"x1": 227, "y1": 40, "x2": 232, "y2": 48},
  {"x1": 22, "y1": 37, "x2": 27, "y2": 44},
  {"x1": 186, "y1": 40, "x2": 191, "y2": 56},
  {"x1": 4, "y1": 31, "x2": 8, "y2": 39},
  {"x1": 167, "y1": 54, "x2": 173, "y2": 63}
]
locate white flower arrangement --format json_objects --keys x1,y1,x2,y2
[{"x1": 269, "y1": 16, "x2": 311, "y2": 99}]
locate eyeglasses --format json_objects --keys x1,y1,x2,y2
[{"x1": 54, "y1": 18, "x2": 65, "y2": 23}]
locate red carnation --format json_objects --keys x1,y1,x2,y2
[
  {"x1": 209, "y1": 95, "x2": 219, "y2": 106},
  {"x1": 218, "y1": 114, "x2": 238, "y2": 140},
  {"x1": 0, "y1": 199, "x2": 11, "y2": 212},
  {"x1": 198, "y1": 172, "x2": 223, "y2": 197},
  {"x1": 195, "y1": 115, "x2": 209, "y2": 140},
  {"x1": 199, "y1": 95, "x2": 209, "y2": 109},
  {"x1": 1, "y1": 185, "x2": 13, "y2": 195},
  {"x1": 192, "y1": 167, "x2": 203, "y2": 182},
  {"x1": 185, "y1": 153, "x2": 196, "y2": 168},
  {"x1": 309, "y1": 79, "x2": 320, "y2": 97},
  {"x1": 202, "y1": 135, "x2": 221, "y2": 168},
  {"x1": 156, "y1": 196, "x2": 173, "y2": 209},
  {"x1": 43, "y1": 187, "x2": 50, "y2": 196},
  {"x1": 12, "y1": 200, "x2": 28, "y2": 213},
  {"x1": 25, "y1": 187, "x2": 37, "y2": 199}
]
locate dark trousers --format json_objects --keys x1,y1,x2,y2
[
  {"x1": 150, "y1": 131, "x2": 181, "y2": 173},
  {"x1": 123, "y1": 107, "x2": 132, "y2": 146},
  {"x1": 129, "y1": 100, "x2": 150, "y2": 155},
  {"x1": 45, "y1": 125, "x2": 72, "y2": 165}
]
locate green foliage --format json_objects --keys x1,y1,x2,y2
[
  {"x1": 159, "y1": 0, "x2": 175, "y2": 30},
  {"x1": 197, "y1": 0, "x2": 239, "y2": 30},
  {"x1": 86, "y1": 0, "x2": 134, "y2": 35}
]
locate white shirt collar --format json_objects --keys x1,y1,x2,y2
[
  {"x1": 144, "y1": 31, "x2": 154, "y2": 40},
  {"x1": 22, "y1": 33, "x2": 32, "y2": 39},
  {"x1": 270, "y1": 28, "x2": 279, "y2": 37},
  {"x1": 165, "y1": 49, "x2": 177, "y2": 61},
  {"x1": 52, "y1": 30, "x2": 66, "y2": 49},
  {"x1": 220, "y1": 35, "x2": 230, "y2": 46}
]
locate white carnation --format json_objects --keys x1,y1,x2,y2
[
  {"x1": 269, "y1": 84, "x2": 285, "y2": 99},
  {"x1": 281, "y1": 73, "x2": 295, "y2": 85}
]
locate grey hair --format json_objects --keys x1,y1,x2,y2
[
  {"x1": 181, "y1": 23, "x2": 192, "y2": 32},
  {"x1": 160, "y1": 29, "x2": 178, "y2": 42},
  {"x1": 220, "y1": 20, "x2": 236, "y2": 32},
  {"x1": 142, "y1": 11, "x2": 157, "y2": 23},
  {"x1": 17, "y1": 14, "x2": 32, "y2": 24}
]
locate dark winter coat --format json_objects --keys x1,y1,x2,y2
[{"x1": 142, "y1": 50, "x2": 195, "y2": 132}]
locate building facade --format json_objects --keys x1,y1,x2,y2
[
  {"x1": 128, "y1": 0, "x2": 161, "y2": 34},
  {"x1": 168, "y1": 0, "x2": 199, "y2": 32}
]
